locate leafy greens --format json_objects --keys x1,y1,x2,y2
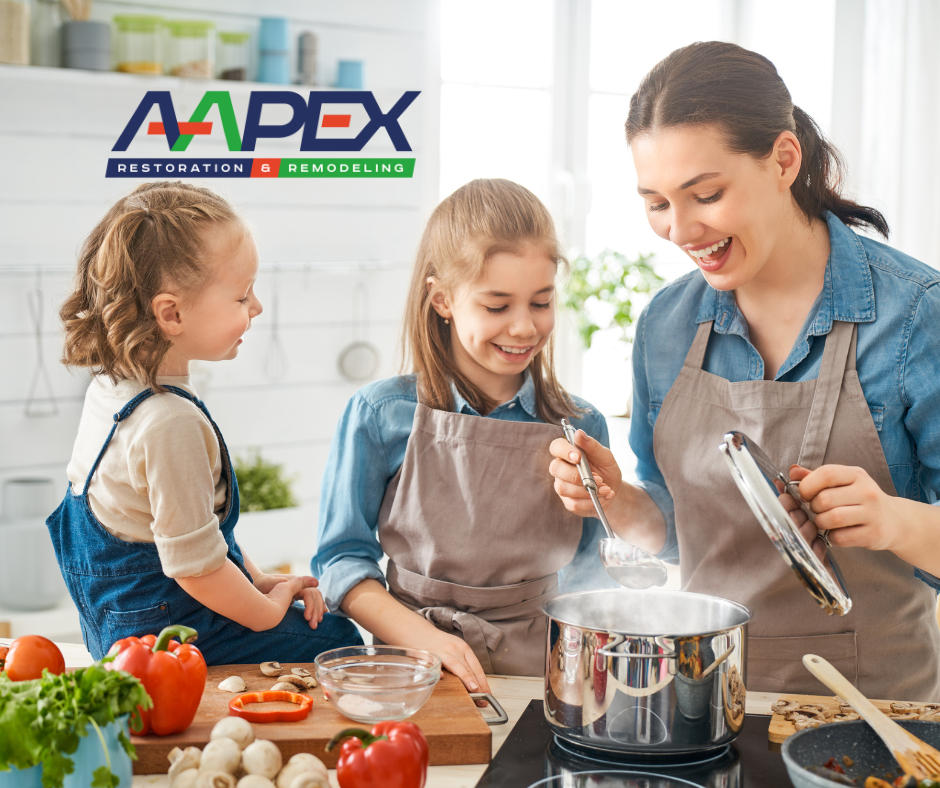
[{"x1": 0, "y1": 660, "x2": 151, "y2": 788}]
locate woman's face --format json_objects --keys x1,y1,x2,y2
[{"x1": 631, "y1": 124, "x2": 800, "y2": 291}]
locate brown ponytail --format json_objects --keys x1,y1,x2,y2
[
  {"x1": 625, "y1": 41, "x2": 888, "y2": 238},
  {"x1": 60, "y1": 181, "x2": 245, "y2": 391}
]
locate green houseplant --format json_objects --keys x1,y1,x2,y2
[
  {"x1": 234, "y1": 449, "x2": 299, "y2": 513},
  {"x1": 563, "y1": 249, "x2": 664, "y2": 349}
]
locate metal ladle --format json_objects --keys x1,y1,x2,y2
[{"x1": 561, "y1": 419, "x2": 668, "y2": 590}]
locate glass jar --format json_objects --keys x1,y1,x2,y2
[
  {"x1": 113, "y1": 14, "x2": 162, "y2": 74},
  {"x1": 0, "y1": 0, "x2": 30, "y2": 65},
  {"x1": 165, "y1": 19, "x2": 214, "y2": 78},
  {"x1": 31, "y1": 0, "x2": 61, "y2": 68},
  {"x1": 218, "y1": 31, "x2": 249, "y2": 81}
]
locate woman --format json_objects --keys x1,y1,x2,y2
[{"x1": 550, "y1": 41, "x2": 940, "y2": 700}]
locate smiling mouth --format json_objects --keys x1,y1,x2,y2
[
  {"x1": 494, "y1": 344, "x2": 533, "y2": 356},
  {"x1": 687, "y1": 237, "x2": 731, "y2": 258}
]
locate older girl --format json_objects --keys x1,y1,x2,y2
[
  {"x1": 313, "y1": 179, "x2": 612, "y2": 693},
  {"x1": 550, "y1": 42, "x2": 940, "y2": 700},
  {"x1": 49, "y1": 181, "x2": 361, "y2": 662}
]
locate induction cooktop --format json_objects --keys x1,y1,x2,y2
[{"x1": 473, "y1": 700, "x2": 793, "y2": 788}]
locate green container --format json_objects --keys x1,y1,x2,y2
[
  {"x1": 166, "y1": 19, "x2": 214, "y2": 77},
  {"x1": 113, "y1": 15, "x2": 163, "y2": 74}
]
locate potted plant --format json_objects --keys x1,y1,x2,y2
[
  {"x1": 563, "y1": 249, "x2": 664, "y2": 417},
  {"x1": 0, "y1": 659, "x2": 150, "y2": 788},
  {"x1": 234, "y1": 450, "x2": 310, "y2": 572}
]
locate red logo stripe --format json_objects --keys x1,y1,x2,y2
[
  {"x1": 322, "y1": 115, "x2": 352, "y2": 128},
  {"x1": 148, "y1": 122, "x2": 214, "y2": 135}
]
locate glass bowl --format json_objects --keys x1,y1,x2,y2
[{"x1": 314, "y1": 646, "x2": 442, "y2": 723}]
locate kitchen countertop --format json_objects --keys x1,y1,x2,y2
[{"x1": 2, "y1": 639, "x2": 782, "y2": 788}]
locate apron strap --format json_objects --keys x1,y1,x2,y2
[
  {"x1": 418, "y1": 607, "x2": 501, "y2": 674},
  {"x1": 684, "y1": 321, "x2": 714, "y2": 370},
  {"x1": 796, "y1": 321, "x2": 856, "y2": 469}
]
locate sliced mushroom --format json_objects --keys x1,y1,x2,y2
[
  {"x1": 260, "y1": 662, "x2": 282, "y2": 677},
  {"x1": 771, "y1": 699, "x2": 799, "y2": 714},
  {"x1": 890, "y1": 702, "x2": 914, "y2": 713},
  {"x1": 889, "y1": 712, "x2": 921, "y2": 720},
  {"x1": 291, "y1": 667, "x2": 312, "y2": 677},
  {"x1": 833, "y1": 712, "x2": 861, "y2": 722},
  {"x1": 200, "y1": 738, "x2": 241, "y2": 775},
  {"x1": 210, "y1": 717, "x2": 254, "y2": 750},
  {"x1": 218, "y1": 676, "x2": 247, "y2": 693},
  {"x1": 272, "y1": 674, "x2": 309, "y2": 691},
  {"x1": 242, "y1": 740, "x2": 282, "y2": 780},
  {"x1": 793, "y1": 716, "x2": 822, "y2": 731},
  {"x1": 271, "y1": 682, "x2": 301, "y2": 692}
]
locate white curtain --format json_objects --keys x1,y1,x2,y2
[{"x1": 852, "y1": 0, "x2": 940, "y2": 269}]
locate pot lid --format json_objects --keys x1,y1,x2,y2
[{"x1": 718, "y1": 431, "x2": 852, "y2": 617}]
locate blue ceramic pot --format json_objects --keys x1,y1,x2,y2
[
  {"x1": 65, "y1": 717, "x2": 133, "y2": 788},
  {"x1": 0, "y1": 763, "x2": 43, "y2": 788}
]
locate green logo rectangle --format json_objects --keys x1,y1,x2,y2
[{"x1": 279, "y1": 158, "x2": 415, "y2": 178}]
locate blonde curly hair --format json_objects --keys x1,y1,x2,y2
[{"x1": 60, "y1": 181, "x2": 245, "y2": 391}]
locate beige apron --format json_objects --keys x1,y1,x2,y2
[
  {"x1": 377, "y1": 392, "x2": 583, "y2": 676},
  {"x1": 653, "y1": 319, "x2": 940, "y2": 700}
]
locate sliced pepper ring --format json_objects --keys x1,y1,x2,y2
[{"x1": 229, "y1": 690, "x2": 313, "y2": 723}]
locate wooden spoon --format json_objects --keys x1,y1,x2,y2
[
  {"x1": 700, "y1": 645, "x2": 735, "y2": 680},
  {"x1": 803, "y1": 654, "x2": 940, "y2": 779}
]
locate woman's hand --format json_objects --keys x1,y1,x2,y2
[
  {"x1": 255, "y1": 573, "x2": 325, "y2": 629},
  {"x1": 422, "y1": 628, "x2": 492, "y2": 697},
  {"x1": 549, "y1": 429, "x2": 621, "y2": 517},
  {"x1": 776, "y1": 472, "x2": 826, "y2": 562},
  {"x1": 791, "y1": 464, "x2": 898, "y2": 551}
]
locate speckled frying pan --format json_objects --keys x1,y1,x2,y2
[{"x1": 782, "y1": 720, "x2": 940, "y2": 788}]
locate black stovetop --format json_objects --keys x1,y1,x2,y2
[{"x1": 474, "y1": 700, "x2": 792, "y2": 788}]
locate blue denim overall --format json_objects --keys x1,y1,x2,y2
[{"x1": 46, "y1": 385, "x2": 361, "y2": 663}]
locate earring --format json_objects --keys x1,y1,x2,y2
[{"x1": 444, "y1": 318, "x2": 449, "y2": 324}]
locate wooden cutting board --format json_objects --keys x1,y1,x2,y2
[
  {"x1": 131, "y1": 663, "x2": 492, "y2": 774},
  {"x1": 768, "y1": 693, "x2": 939, "y2": 743}
]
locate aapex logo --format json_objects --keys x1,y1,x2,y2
[{"x1": 106, "y1": 90, "x2": 420, "y2": 179}]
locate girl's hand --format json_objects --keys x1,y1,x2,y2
[
  {"x1": 255, "y1": 573, "x2": 325, "y2": 629},
  {"x1": 422, "y1": 628, "x2": 491, "y2": 697},
  {"x1": 548, "y1": 429, "x2": 622, "y2": 517},
  {"x1": 791, "y1": 464, "x2": 898, "y2": 552}
]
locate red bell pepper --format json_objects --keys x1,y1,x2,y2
[
  {"x1": 229, "y1": 691, "x2": 313, "y2": 723},
  {"x1": 106, "y1": 624, "x2": 207, "y2": 735},
  {"x1": 326, "y1": 721, "x2": 428, "y2": 788}
]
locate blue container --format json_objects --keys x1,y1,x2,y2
[
  {"x1": 258, "y1": 17, "x2": 289, "y2": 52},
  {"x1": 335, "y1": 60, "x2": 364, "y2": 89},
  {"x1": 0, "y1": 717, "x2": 130, "y2": 788},
  {"x1": 257, "y1": 18, "x2": 290, "y2": 84},
  {"x1": 65, "y1": 718, "x2": 133, "y2": 788},
  {"x1": 258, "y1": 53, "x2": 290, "y2": 84},
  {"x1": 0, "y1": 764, "x2": 43, "y2": 788}
]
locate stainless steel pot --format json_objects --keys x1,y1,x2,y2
[{"x1": 543, "y1": 589, "x2": 752, "y2": 756}]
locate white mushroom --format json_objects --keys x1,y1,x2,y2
[
  {"x1": 218, "y1": 676, "x2": 247, "y2": 693},
  {"x1": 291, "y1": 668, "x2": 312, "y2": 677},
  {"x1": 260, "y1": 662, "x2": 282, "y2": 677},
  {"x1": 210, "y1": 717, "x2": 255, "y2": 751},
  {"x1": 237, "y1": 777, "x2": 276, "y2": 788},
  {"x1": 288, "y1": 774, "x2": 329, "y2": 788},
  {"x1": 241, "y1": 740, "x2": 282, "y2": 780},
  {"x1": 168, "y1": 747, "x2": 202, "y2": 784},
  {"x1": 272, "y1": 675, "x2": 309, "y2": 691},
  {"x1": 275, "y1": 754, "x2": 329, "y2": 788},
  {"x1": 196, "y1": 773, "x2": 236, "y2": 788},
  {"x1": 200, "y1": 738, "x2": 241, "y2": 775},
  {"x1": 271, "y1": 682, "x2": 300, "y2": 692},
  {"x1": 173, "y1": 769, "x2": 200, "y2": 788}
]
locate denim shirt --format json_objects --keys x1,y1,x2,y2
[
  {"x1": 630, "y1": 211, "x2": 940, "y2": 590},
  {"x1": 313, "y1": 373, "x2": 616, "y2": 613}
]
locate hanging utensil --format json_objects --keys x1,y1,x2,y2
[
  {"x1": 24, "y1": 271, "x2": 59, "y2": 418},
  {"x1": 262, "y1": 266, "x2": 288, "y2": 381},
  {"x1": 719, "y1": 430, "x2": 851, "y2": 616},
  {"x1": 337, "y1": 278, "x2": 379, "y2": 383},
  {"x1": 803, "y1": 654, "x2": 940, "y2": 779},
  {"x1": 561, "y1": 419, "x2": 668, "y2": 589}
]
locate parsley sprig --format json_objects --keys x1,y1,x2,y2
[{"x1": 0, "y1": 659, "x2": 151, "y2": 788}]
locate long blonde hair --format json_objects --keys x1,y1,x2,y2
[
  {"x1": 402, "y1": 178, "x2": 579, "y2": 422},
  {"x1": 60, "y1": 181, "x2": 244, "y2": 391}
]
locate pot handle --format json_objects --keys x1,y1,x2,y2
[
  {"x1": 469, "y1": 692, "x2": 509, "y2": 725},
  {"x1": 597, "y1": 634, "x2": 677, "y2": 659}
]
